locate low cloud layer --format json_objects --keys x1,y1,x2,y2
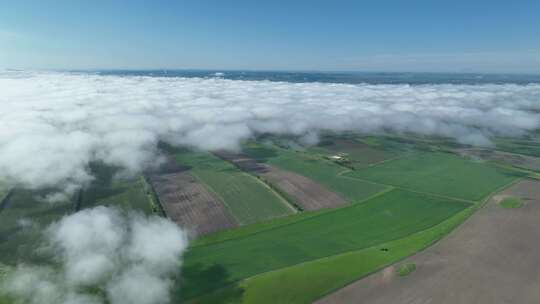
[
  {"x1": 1, "y1": 71, "x2": 539, "y2": 193},
  {"x1": 1, "y1": 206, "x2": 187, "y2": 304}
]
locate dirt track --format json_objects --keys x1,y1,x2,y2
[
  {"x1": 150, "y1": 172, "x2": 238, "y2": 237},
  {"x1": 316, "y1": 179, "x2": 540, "y2": 304},
  {"x1": 215, "y1": 151, "x2": 346, "y2": 211}
]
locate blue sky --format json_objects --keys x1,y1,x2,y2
[{"x1": 1, "y1": 0, "x2": 539, "y2": 73}]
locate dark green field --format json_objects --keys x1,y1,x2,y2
[
  {"x1": 81, "y1": 177, "x2": 153, "y2": 214},
  {"x1": 345, "y1": 152, "x2": 523, "y2": 201},
  {"x1": 0, "y1": 187, "x2": 9, "y2": 204},
  {"x1": 0, "y1": 164, "x2": 155, "y2": 266},
  {"x1": 75, "y1": 163, "x2": 154, "y2": 213},
  {"x1": 174, "y1": 151, "x2": 294, "y2": 224},
  {"x1": 0, "y1": 189, "x2": 74, "y2": 265},
  {"x1": 179, "y1": 189, "x2": 470, "y2": 300},
  {"x1": 495, "y1": 137, "x2": 540, "y2": 157}
]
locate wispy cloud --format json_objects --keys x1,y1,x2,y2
[{"x1": 1, "y1": 206, "x2": 187, "y2": 304}]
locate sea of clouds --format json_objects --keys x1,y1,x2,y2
[
  {"x1": 1, "y1": 206, "x2": 187, "y2": 304},
  {"x1": 1, "y1": 70, "x2": 539, "y2": 195}
]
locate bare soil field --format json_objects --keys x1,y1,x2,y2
[
  {"x1": 316, "y1": 179, "x2": 540, "y2": 304},
  {"x1": 215, "y1": 152, "x2": 347, "y2": 211},
  {"x1": 150, "y1": 172, "x2": 238, "y2": 237},
  {"x1": 456, "y1": 148, "x2": 540, "y2": 172},
  {"x1": 261, "y1": 167, "x2": 347, "y2": 211}
]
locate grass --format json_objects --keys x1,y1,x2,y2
[
  {"x1": 179, "y1": 189, "x2": 470, "y2": 300},
  {"x1": 494, "y1": 137, "x2": 540, "y2": 158},
  {"x1": 187, "y1": 204, "x2": 476, "y2": 304},
  {"x1": 346, "y1": 152, "x2": 523, "y2": 201},
  {"x1": 0, "y1": 189, "x2": 74, "y2": 265},
  {"x1": 0, "y1": 187, "x2": 9, "y2": 204},
  {"x1": 192, "y1": 208, "x2": 332, "y2": 247},
  {"x1": 397, "y1": 263, "x2": 416, "y2": 276},
  {"x1": 243, "y1": 144, "x2": 387, "y2": 202},
  {"x1": 79, "y1": 164, "x2": 153, "y2": 214},
  {"x1": 174, "y1": 151, "x2": 294, "y2": 225},
  {"x1": 0, "y1": 164, "x2": 156, "y2": 267},
  {"x1": 500, "y1": 197, "x2": 523, "y2": 209}
]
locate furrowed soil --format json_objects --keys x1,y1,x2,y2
[
  {"x1": 150, "y1": 171, "x2": 238, "y2": 237},
  {"x1": 215, "y1": 151, "x2": 346, "y2": 211}
]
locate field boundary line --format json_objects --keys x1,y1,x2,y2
[
  {"x1": 188, "y1": 202, "x2": 475, "y2": 303},
  {"x1": 355, "y1": 152, "x2": 413, "y2": 169},
  {"x1": 338, "y1": 169, "x2": 476, "y2": 204},
  {"x1": 0, "y1": 188, "x2": 14, "y2": 214},
  {"x1": 212, "y1": 152, "x2": 301, "y2": 213},
  {"x1": 189, "y1": 171, "x2": 242, "y2": 226},
  {"x1": 476, "y1": 177, "x2": 525, "y2": 209},
  {"x1": 311, "y1": 197, "x2": 481, "y2": 302},
  {"x1": 311, "y1": 177, "x2": 528, "y2": 302},
  {"x1": 189, "y1": 186, "x2": 396, "y2": 250},
  {"x1": 238, "y1": 171, "x2": 299, "y2": 214},
  {"x1": 139, "y1": 175, "x2": 167, "y2": 217}
]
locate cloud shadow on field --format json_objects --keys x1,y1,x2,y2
[
  {"x1": 178, "y1": 263, "x2": 245, "y2": 303},
  {"x1": 241, "y1": 146, "x2": 278, "y2": 163}
]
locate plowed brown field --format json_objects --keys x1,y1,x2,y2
[{"x1": 150, "y1": 172, "x2": 238, "y2": 237}]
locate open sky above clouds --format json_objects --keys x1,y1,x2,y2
[
  {"x1": 1, "y1": 0, "x2": 539, "y2": 72},
  {"x1": 0, "y1": 71, "x2": 539, "y2": 194}
]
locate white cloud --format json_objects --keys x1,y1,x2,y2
[
  {"x1": 0, "y1": 71, "x2": 539, "y2": 194},
  {"x1": 1, "y1": 206, "x2": 187, "y2": 304}
]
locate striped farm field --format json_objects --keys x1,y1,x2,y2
[
  {"x1": 242, "y1": 144, "x2": 387, "y2": 202},
  {"x1": 174, "y1": 151, "x2": 295, "y2": 225},
  {"x1": 150, "y1": 171, "x2": 238, "y2": 237}
]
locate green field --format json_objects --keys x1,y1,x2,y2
[
  {"x1": 179, "y1": 189, "x2": 470, "y2": 300},
  {"x1": 345, "y1": 152, "x2": 522, "y2": 201},
  {"x1": 174, "y1": 151, "x2": 294, "y2": 224},
  {"x1": 79, "y1": 164, "x2": 153, "y2": 214},
  {"x1": 192, "y1": 207, "x2": 332, "y2": 247},
  {"x1": 0, "y1": 189, "x2": 74, "y2": 265},
  {"x1": 0, "y1": 186, "x2": 9, "y2": 204},
  {"x1": 243, "y1": 144, "x2": 386, "y2": 202},
  {"x1": 192, "y1": 204, "x2": 475, "y2": 304},
  {"x1": 397, "y1": 263, "x2": 417, "y2": 276},
  {"x1": 500, "y1": 197, "x2": 523, "y2": 209},
  {"x1": 495, "y1": 137, "x2": 540, "y2": 157},
  {"x1": 0, "y1": 164, "x2": 156, "y2": 266}
]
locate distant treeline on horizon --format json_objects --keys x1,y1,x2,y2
[{"x1": 77, "y1": 70, "x2": 540, "y2": 85}]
